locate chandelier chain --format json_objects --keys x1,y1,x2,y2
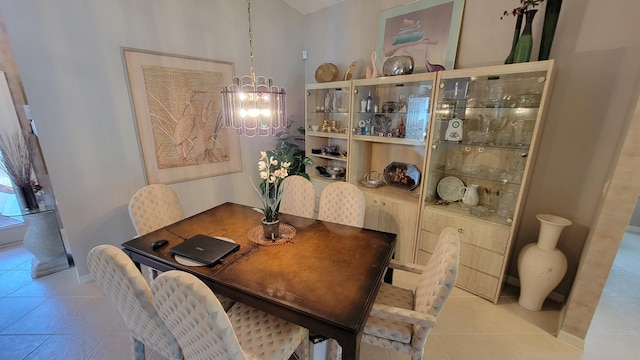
[{"x1": 247, "y1": 0, "x2": 256, "y2": 85}]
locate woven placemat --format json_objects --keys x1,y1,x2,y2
[{"x1": 247, "y1": 223, "x2": 296, "y2": 246}]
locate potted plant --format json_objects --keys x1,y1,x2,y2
[
  {"x1": 271, "y1": 116, "x2": 312, "y2": 179},
  {"x1": 251, "y1": 151, "x2": 290, "y2": 239}
]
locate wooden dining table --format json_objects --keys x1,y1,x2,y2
[{"x1": 121, "y1": 202, "x2": 396, "y2": 360}]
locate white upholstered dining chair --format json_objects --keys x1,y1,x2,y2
[
  {"x1": 128, "y1": 183, "x2": 185, "y2": 236},
  {"x1": 279, "y1": 175, "x2": 316, "y2": 218},
  {"x1": 329, "y1": 227, "x2": 460, "y2": 360},
  {"x1": 151, "y1": 270, "x2": 309, "y2": 360},
  {"x1": 317, "y1": 182, "x2": 366, "y2": 227},
  {"x1": 127, "y1": 183, "x2": 185, "y2": 282},
  {"x1": 87, "y1": 244, "x2": 182, "y2": 360}
]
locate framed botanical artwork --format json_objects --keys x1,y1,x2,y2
[
  {"x1": 377, "y1": 0, "x2": 465, "y2": 73},
  {"x1": 122, "y1": 48, "x2": 241, "y2": 184}
]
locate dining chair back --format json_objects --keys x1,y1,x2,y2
[
  {"x1": 151, "y1": 270, "x2": 308, "y2": 360},
  {"x1": 317, "y1": 182, "x2": 365, "y2": 227},
  {"x1": 128, "y1": 184, "x2": 184, "y2": 236},
  {"x1": 279, "y1": 175, "x2": 316, "y2": 218},
  {"x1": 87, "y1": 245, "x2": 182, "y2": 360}
]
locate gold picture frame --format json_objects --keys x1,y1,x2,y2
[{"x1": 123, "y1": 48, "x2": 241, "y2": 184}]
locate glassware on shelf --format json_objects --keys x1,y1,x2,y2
[
  {"x1": 512, "y1": 117, "x2": 535, "y2": 147},
  {"x1": 507, "y1": 152, "x2": 527, "y2": 183},
  {"x1": 498, "y1": 190, "x2": 518, "y2": 219}
]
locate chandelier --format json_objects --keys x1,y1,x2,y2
[{"x1": 221, "y1": 0, "x2": 286, "y2": 137}]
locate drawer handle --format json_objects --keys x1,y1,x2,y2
[{"x1": 457, "y1": 228, "x2": 464, "y2": 234}]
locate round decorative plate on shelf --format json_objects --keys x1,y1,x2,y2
[
  {"x1": 315, "y1": 63, "x2": 339, "y2": 83},
  {"x1": 437, "y1": 176, "x2": 465, "y2": 201},
  {"x1": 383, "y1": 162, "x2": 421, "y2": 191}
]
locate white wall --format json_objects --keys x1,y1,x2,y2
[{"x1": 0, "y1": 0, "x2": 305, "y2": 278}]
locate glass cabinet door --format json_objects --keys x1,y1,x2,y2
[
  {"x1": 305, "y1": 81, "x2": 351, "y2": 182},
  {"x1": 426, "y1": 67, "x2": 550, "y2": 225},
  {"x1": 349, "y1": 73, "x2": 435, "y2": 202}
]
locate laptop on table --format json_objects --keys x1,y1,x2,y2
[{"x1": 169, "y1": 234, "x2": 240, "y2": 266}]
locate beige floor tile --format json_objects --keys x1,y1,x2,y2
[
  {"x1": 581, "y1": 334, "x2": 640, "y2": 360},
  {"x1": 54, "y1": 297, "x2": 126, "y2": 335},
  {"x1": 23, "y1": 334, "x2": 101, "y2": 360},
  {"x1": 0, "y1": 296, "x2": 94, "y2": 335},
  {"x1": 512, "y1": 299, "x2": 564, "y2": 335},
  {"x1": 9, "y1": 268, "x2": 102, "y2": 297},
  {"x1": 0, "y1": 335, "x2": 49, "y2": 359},
  {"x1": 438, "y1": 333, "x2": 571, "y2": 360},
  {"x1": 587, "y1": 295, "x2": 640, "y2": 335},
  {"x1": 87, "y1": 333, "x2": 134, "y2": 360},
  {"x1": 360, "y1": 343, "x2": 392, "y2": 360},
  {"x1": 0, "y1": 297, "x2": 47, "y2": 332},
  {"x1": 0, "y1": 269, "x2": 32, "y2": 296},
  {"x1": 0, "y1": 245, "x2": 32, "y2": 270},
  {"x1": 433, "y1": 296, "x2": 492, "y2": 334}
]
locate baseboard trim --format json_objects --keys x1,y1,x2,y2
[
  {"x1": 506, "y1": 275, "x2": 565, "y2": 303},
  {"x1": 627, "y1": 225, "x2": 640, "y2": 235},
  {"x1": 557, "y1": 330, "x2": 585, "y2": 349},
  {"x1": 78, "y1": 273, "x2": 94, "y2": 284}
]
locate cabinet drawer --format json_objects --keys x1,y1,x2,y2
[
  {"x1": 418, "y1": 230, "x2": 504, "y2": 277},
  {"x1": 416, "y1": 249, "x2": 499, "y2": 300},
  {"x1": 421, "y1": 208, "x2": 510, "y2": 253},
  {"x1": 456, "y1": 265, "x2": 499, "y2": 300}
]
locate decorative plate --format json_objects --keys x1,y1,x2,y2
[
  {"x1": 437, "y1": 176, "x2": 465, "y2": 202},
  {"x1": 315, "y1": 63, "x2": 339, "y2": 83},
  {"x1": 383, "y1": 162, "x2": 421, "y2": 190}
]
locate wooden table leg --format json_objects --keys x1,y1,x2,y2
[{"x1": 337, "y1": 332, "x2": 361, "y2": 360}]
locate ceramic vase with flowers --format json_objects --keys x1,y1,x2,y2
[{"x1": 251, "y1": 151, "x2": 291, "y2": 239}]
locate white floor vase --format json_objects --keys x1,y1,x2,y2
[{"x1": 518, "y1": 214, "x2": 572, "y2": 311}]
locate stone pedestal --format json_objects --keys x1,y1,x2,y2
[{"x1": 22, "y1": 209, "x2": 70, "y2": 278}]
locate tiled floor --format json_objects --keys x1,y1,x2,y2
[{"x1": 1, "y1": 232, "x2": 639, "y2": 360}]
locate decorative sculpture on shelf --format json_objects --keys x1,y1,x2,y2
[
  {"x1": 366, "y1": 51, "x2": 379, "y2": 79},
  {"x1": 423, "y1": 38, "x2": 445, "y2": 72}
]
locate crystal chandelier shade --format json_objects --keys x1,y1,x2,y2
[{"x1": 220, "y1": 0, "x2": 286, "y2": 137}]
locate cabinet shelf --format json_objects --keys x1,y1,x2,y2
[
  {"x1": 308, "y1": 174, "x2": 345, "y2": 183},
  {"x1": 357, "y1": 183, "x2": 421, "y2": 204},
  {"x1": 433, "y1": 140, "x2": 530, "y2": 152},
  {"x1": 423, "y1": 202, "x2": 512, "y2": 227},
  {"x1": 309, "y1": 153, "x2": 347, "y2": 162},
  {"x1": 430, "y1": 167, "x2": 522, "y2": 186},
  {"x1": 355, "y1": 111, "x2": 408, "y2": 115},
  {"x1": 352, "y1": 134, "x2": 426, "y2": 146},
  {"x1": 463, "y1": 105, "x2": 540, "y2": 110},
  {"x1": 310, "y1": 111, "x2": 350, "y2": 115},
  {"x1": 307, "y1": 131, "x2": 348, "y2": 139}
]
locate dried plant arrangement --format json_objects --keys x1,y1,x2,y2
[{"x1": 0, "y1": 128, "x2": 38, "y2": 210}]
